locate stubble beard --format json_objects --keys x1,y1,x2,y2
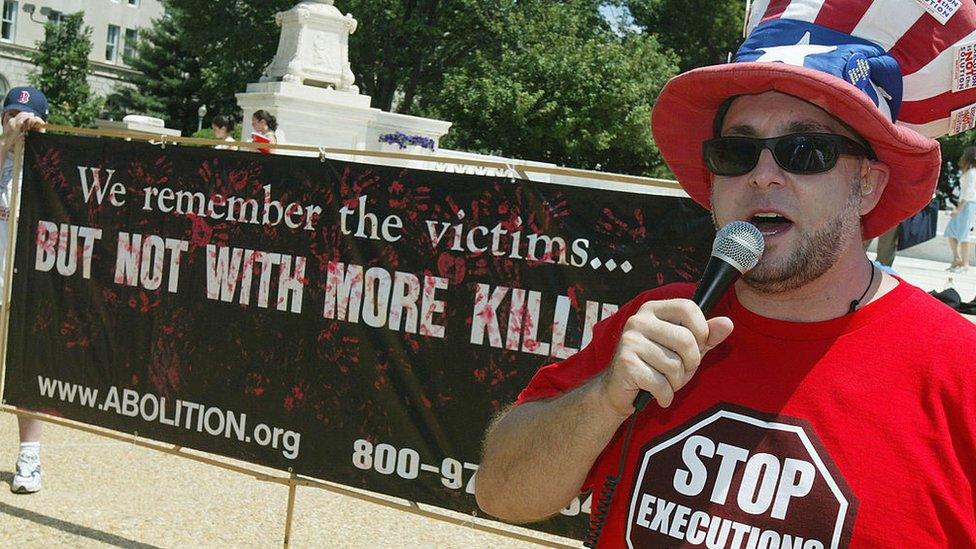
[{"x1": 715, "y1": 179, "x2": 864, "y2": 295}]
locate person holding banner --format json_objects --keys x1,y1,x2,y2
[
  {"x1": 0, "y1": 86, "x2": 48, "y2": 494},
  {"x1": 476, "y1": 2, "x2": 976, "y2": 547}
]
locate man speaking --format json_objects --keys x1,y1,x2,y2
[{"x1": 475, "y1": 1, "x2": 976, "y2": 547}]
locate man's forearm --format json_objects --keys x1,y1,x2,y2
[{"x1": 475, "y1": 375, "x2": 627, "y2": 523}]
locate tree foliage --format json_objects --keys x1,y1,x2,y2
[
  {"x1": 108, "y1": 1, "x2": 292, "y2": 134},
  {"x1": 117, "y1": 1, "x2": 681, "y2": 174},
  {"x1": 626, "y1": 0, "x2": 745, "y2": 71},
  {"x1": 29, "y1": 12, "x2": 103, "y2": 127},
  {"x1": 161, "y1": 0, "x2": 508, "y2": 115},
  {"x1": 421, "y1": 1, "x2": 678, "y2": 175},
  {"x1": 340, "y1": 0, "x2": 501, "y2": 113},
  {"x1": 164, "y1": 0, "x2": 293, "y2": 119},
  {"x1": 106, "y1": 8, "x2": 204, "y2": 134}
]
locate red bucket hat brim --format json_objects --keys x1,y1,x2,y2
[{"x1": 652, "y1": 62, "x2": 941, "y2": 240}]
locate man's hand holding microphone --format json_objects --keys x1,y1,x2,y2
[
  {"x1": 598, "y1": 299, "x2": 735, "y2": 415},
  {"x1": 599, "y1": 220, "x2": 764, "y2": 415},
  {"x1": 475, "y1": 221, "x2": 763, "y2": 525}
]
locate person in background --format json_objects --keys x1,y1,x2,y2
[
  {"x1": 946, "y1": 146, "x2": 976, "y2": 273},
  {"x1": 0, "y1": 86, "x2": 48, "y2": 494},
  {"x1": 211, "y1": 114, "x2": 237, "y2": 151},
  {"x1": 867, "y1": 225, "x2": 898, "y2": 267},
  {"x1": 250, "y1": 110, "x2": 282, "y2": 154}
]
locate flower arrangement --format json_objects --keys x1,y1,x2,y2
[{"x1": 378, "y1": 131, "x2": 436, "y2": 151}]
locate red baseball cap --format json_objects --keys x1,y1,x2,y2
[{"x1": 652, "y1": 0, "x2": 976, "y2": 239}]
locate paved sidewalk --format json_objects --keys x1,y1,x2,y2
[
  {"x1": 0, "y1": 414, "x2": 573, "y2": 548},
  {"x1": 873, "y1": 253, "x2": 976, "y2": 322}
]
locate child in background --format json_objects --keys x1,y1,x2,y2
[
  {"x1": 250, "y1": 110, "x2": 279, "y2": 154},
  {"x1": 212, "y1": 114, "x2": 237, "y2": 151}
]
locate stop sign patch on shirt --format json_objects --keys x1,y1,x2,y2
[{"x1": 626, "y1": 404, "x2": 857, "y2": 549}]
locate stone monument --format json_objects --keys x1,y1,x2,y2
[
  {"x1": 260, "y1": 0, "x2": 359, "y2": 92},
  {"x1": 236, "y1": 0, "x2": 451, "y2": 154}
]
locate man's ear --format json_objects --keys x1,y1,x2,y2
[{"x1": 859, "y1": 160, "x2": 890, "y2": 216}]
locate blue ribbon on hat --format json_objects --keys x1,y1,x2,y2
[{"x1": 735, "y1": 20, "x2": 904, "y2": 122}]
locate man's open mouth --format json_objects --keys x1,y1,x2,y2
[{"x1": 750, "y1": 212, "x2": 793, "y2": 236}]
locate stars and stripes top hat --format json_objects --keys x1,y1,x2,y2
[{"x1": 651, "y1": 0, "x2": 976, "y2": 238}]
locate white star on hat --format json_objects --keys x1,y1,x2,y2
[{"x1": 754, "y1": 32, "x2": 837, "y2": 66}]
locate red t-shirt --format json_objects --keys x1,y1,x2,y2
[{"x1": 517, "y1": 280, "x2": 976, "y2": 548}]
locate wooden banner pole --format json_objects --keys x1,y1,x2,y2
[
  {"x1": 0, "y1": 137, "x2": 25, "y2": 403},
  {"x1": 283, "y1": 471, "x2": 299, "y2": 548}
]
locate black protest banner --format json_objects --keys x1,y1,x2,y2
[{"x1": 2, "y1": 132, "x2": 713, "y2": 539}]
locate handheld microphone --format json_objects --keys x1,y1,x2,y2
[{"x1": 632, "y1": 221, "x2": 764, "y2": 411}]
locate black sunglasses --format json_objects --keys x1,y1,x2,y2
[{"x1": 702, "y1": 133, "x2": 875, "y2": 176}]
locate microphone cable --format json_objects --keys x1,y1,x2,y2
[{"x1": 584, "y1": 408, "x2": 638, "y2": 548}]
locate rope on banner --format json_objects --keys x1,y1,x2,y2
[{"x1": 504, "y1": 160, "x2": 531, "y2": 182}]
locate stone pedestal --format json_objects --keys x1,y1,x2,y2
[
  {"x1": 95, "y1": 114, "x2": 182, "y2": 137},
  {"x1": 236, "y1": 1, "x2": 451, "y2": 153},
  {"x1": 261, "y1": 0, "x2": 359, "y2": 92},
  {"x1": 238, "y1": 80, "x2": 374, "y2": 151}
]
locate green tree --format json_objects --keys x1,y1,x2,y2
[
  {"x1": 627, "y1": 0, "x2": 744, "y2": 71},
  {"x1": 422, "y1": 0, "x2": 678, "y2": 176},
  {"x1": 166, "y1": 0, "x2": 294, "y2": 117},
  {"x1": 108, "y1": 0, "x2": 291, "y2": 133},
  {"x1": 122, "y1": 1, "x2": 675, "y2": 175},
  {"x1": 340, "y1": 0, "x2": 504, "y2": 113},
  {"x1": 29, "y1": 12, "x2": 103, "y2": 127},
  {"x1": 167, "y1": 0, "x2": 500, "y2": 115},
  {"x1": 105, "y1": 8, "x2": 205, "y2": 134}
]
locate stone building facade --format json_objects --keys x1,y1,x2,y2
[{"x1": 0, "y1": 0, "x2": 164, "y2": 97}]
